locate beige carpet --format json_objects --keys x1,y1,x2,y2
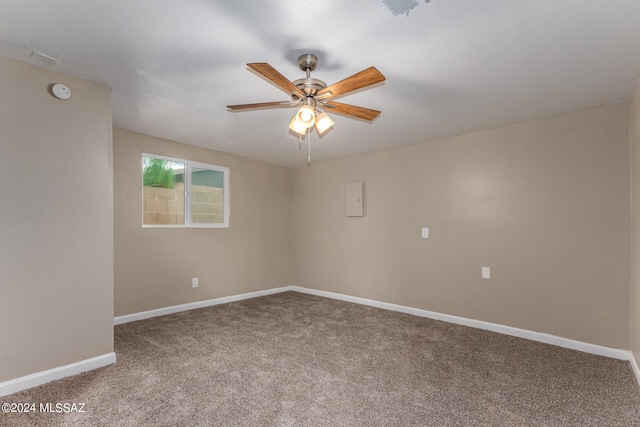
[{"x1": 3, "y1": 291, "x2": 640, "y2": 426}]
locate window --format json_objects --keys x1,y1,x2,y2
[{"x1": 142, "y1": 154, "x2": 229, "y2": 228}]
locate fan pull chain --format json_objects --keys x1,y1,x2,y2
[
  {"x1": 299, "y1": 132, "x2": 302, "y2": 151},
  {"x1": 307, "y1": 131, "x2": 311, "y2": 169}
]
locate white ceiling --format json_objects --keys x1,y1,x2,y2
[{"x1": 2, "y1": 0, "x2": 640, "y2": 167}]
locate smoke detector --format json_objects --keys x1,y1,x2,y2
[
  {"x1": 373, "y1": 0, "x2": 430, "y2": 17},
  {"x1": 51, "y1": 83, "x2": 71, "y2": 100}
]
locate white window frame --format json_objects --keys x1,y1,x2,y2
[{"x1": 142, "y1": 153, "x2": 230, "y2": 228}]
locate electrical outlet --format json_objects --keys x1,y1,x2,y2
[{"x1": 192, "y1": 277, "x2": 199, "y2": 288}]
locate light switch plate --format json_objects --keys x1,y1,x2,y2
[
  {"x1": 421, "y1": 227, "x2": 429, "y2": 238},
  {"x1": 481, "y1": 267, "x2": 491, "y2": 279}
]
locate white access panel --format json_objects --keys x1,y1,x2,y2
[{"x1": 346, "y1": 181, "x2": 364, "y2": 217}]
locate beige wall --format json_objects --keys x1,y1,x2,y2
[
  {"x1": 0, "y1": 57, "x2": 114, "y2": 381},
  {"x1": 293, "y1": 104, "x2": 630, "y2": 349},
  {"x1": 631, "y1": 82, "x2": 640, "y2": 364},
  {"x1": 113, "y1": 129, "x2": 292, "y2": 316}
]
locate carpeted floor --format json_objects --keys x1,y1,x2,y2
[{"x1": 2, "y1": 291, "x2": 640, "y2": 426}]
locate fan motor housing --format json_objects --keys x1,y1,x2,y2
[{"x1": 293, "y1": 77, "x2": 327, "y2": 98}]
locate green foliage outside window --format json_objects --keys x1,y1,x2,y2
[{"x1": 143, "y1": 157, "x2": 175, "y2": 188}]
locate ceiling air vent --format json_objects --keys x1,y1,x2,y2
[{"x1": 373, "y1": 0, "x2": 429, "y2": 17}]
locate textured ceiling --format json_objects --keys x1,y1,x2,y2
[{"x1": 2, "y1": 0, "x2": 640, "y2": 167}]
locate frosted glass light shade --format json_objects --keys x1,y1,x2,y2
[
  {"x1": 295, "y1": 105, "x2": 315, "y2": 128},
  {"x1": 289, "y1": 116, "x2": 306, "y2": 135},
  {"x1": 315, "y1": 112, "x2": 334, "y2": 135}
]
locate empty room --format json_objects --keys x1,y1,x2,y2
[{"x1": 2, "y1": 0, "x2": 640, "y2": 425}]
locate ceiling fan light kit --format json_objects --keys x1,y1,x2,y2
[
  {"x1": 314, "y1": 112, "x2": 335, "y2": 135},
  {"x1": 289, "y1": 115, "x2": 307, "y2": 135},
  {"x1": 295, "y1": 105, "x2": 316, "y2": 128},
  {"x1": 227, "y1": 53, "x2": 385, "y2": 164}
]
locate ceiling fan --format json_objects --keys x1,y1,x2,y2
[{"x1": 227, "y1": 54, "x2": 386, "y2": 137}]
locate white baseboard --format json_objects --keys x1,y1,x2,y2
[
  {"x1": 114, "y1": 286, "x2": 293, "y2": 325},
  {"x1": 290, "y1": 286, "x2": 632, "y2": 361},
  {"x1": 631, "y1": 353, "x2": 640, "y2": 388},
  {"x1": 116, "y1": 284, "x2": 632, "y2": 363},
  {"x1": 6, "y1": 287, "x2": 634, "y2": 397},
  {"x1": 0, "y1": 352, "x2": 116, "y2": 397}
]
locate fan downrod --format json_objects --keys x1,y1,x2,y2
[{"x1": 293, "y1": 54, "x2": 326, "y2": 98}]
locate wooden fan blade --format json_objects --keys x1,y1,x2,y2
[
  {"x1": 227, "y1": 101, "x2": 296, "y2": 111},
  {"x1": 317, "y1": 67, "x2": 385, "y2": 99},
  {"x1": 323, "y1": 101, "x2": 381, "y2": 121},
  {"x1": 247, "y1": 63, "x2": 305, "y2": 98}
]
